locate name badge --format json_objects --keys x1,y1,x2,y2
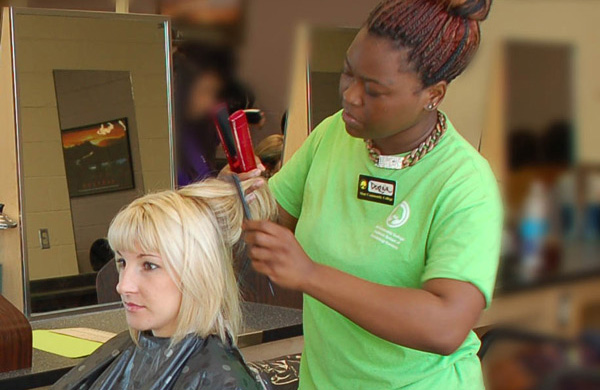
[{"x1": 357, "y1": 175, "x2": 396, "y2": 206}]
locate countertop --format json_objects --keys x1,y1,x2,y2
[
  {"x1": 0, "y1": 302, "x2": 302, "y2": 390},
  {"x1": 495, "y1": 241, "x2": 600, "y2": 296}
]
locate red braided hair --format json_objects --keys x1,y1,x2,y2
[{"x1": 367, "y1": 0, "x2": 492, "y2": 86}]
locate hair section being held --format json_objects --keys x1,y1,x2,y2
[{"x1": 178, "y1": 177, "x2": 278, "y2": 247}]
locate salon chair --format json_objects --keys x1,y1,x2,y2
[
  {"x1": 96, "y1": 258, "x2": 120, "y2": 304},
  {"x1": 90, "y1": 239, "x2": 114, "y2": 272}
]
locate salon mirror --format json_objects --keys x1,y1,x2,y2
[
  {"x1": 503, "y1": 41, "x2": 574, "y2": 209},
  {"x1": 308, "y1": 27, "x2": 357, "y2": 132},
  {"x1": 8, "y1": 8, "x2": 174, "y2": 317},
  {"x1": 282, "y1": 26, "x2": 357, "y2": 165}
]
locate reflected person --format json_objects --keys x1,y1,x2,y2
[{"x1": 174, "y1": 44, "x2": 232, "y2": 185}]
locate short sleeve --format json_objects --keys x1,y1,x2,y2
[
  {"x1": 421, "y1": 169, "x2": 503, "y2": 307},
  {"x1": 268, "y1": 115, "x2": 333, "y2": 218}
]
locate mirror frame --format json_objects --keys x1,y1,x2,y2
[{"x1": 7, "y1": 7, "x2": 175, "y2": 318}]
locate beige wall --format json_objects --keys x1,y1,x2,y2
[
  {"x1": 442, "y1": 0, "x2": 600, "y2": 165},
  {"x1": 14, "y1": 12, "x2": 172, "y2": 282},
  {"x1": 19, "y1": 62, "x2": 80, "y2": 279},
  {"x1": 53, "y1": 70, "x2": 142, "y2": 274}
]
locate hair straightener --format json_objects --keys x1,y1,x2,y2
[{"x1": 213, "y1": 103, "x2": 258, "y2": 174}]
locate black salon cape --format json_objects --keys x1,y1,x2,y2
[{"x1": 51, "y1": 331, "x2": 268, "y2": 390}]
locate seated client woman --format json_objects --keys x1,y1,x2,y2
[{"x1": 51, "y1": 178, "x2": 276, "y2": 390}]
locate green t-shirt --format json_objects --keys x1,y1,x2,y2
[{"x1": 269, "y1": 110, "x2": 502, "y2": 390}]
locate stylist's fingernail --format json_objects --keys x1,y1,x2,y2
[
  {"x1": 258, "y1": 163, "x2": 266, "y2": 172},
  {"x1": 246, "y1": 192, "x2": 257, "y2": 203}
]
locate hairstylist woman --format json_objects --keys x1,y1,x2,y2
[{"x1": 243, "y1": 0, "x2": 502, "y2": 389}]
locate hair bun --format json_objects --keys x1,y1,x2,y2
[{"x1": 444, "y1": 0, "x2": 492, "y2": 21}]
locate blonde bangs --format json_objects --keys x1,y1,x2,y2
[{"x1": 107, "y1": 197, "x2": 167, "y2": 258}]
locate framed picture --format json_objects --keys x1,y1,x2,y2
[{"x1": 60, "y1": 118, "x2": 135, "y2": 197}]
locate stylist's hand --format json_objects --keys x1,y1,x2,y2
[
  {"x1": 219, "y1": 159, "x2": 265, "y2": 180},
  {"x1": 243, "y1": 220, "x2": 316, "y2": 291},
  {"x1": 218, "y1": 156, "x2": 266, "y2": 193}
]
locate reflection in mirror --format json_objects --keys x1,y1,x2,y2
[
  {"x1": 26, "y1": 70, "x2": 162, "y2": 314},
  {"x1": 504, "y1": 41, "x2": 574, "y2": 210},
  {"x1": 308, "y1": 27, "x2": 357, "y2": 131},
  {"x1": 501, "y1": 41, "x2": 578, "y2": 284},
  {"x1": 11, "y1": 10, "x2": 174, "y2": 316},
  {"x1": 31, "y1": 70, "x2": 143, "y2": 311},
  {"x1": 255, "y1": 134, "x2": 284, "y2": 179}
]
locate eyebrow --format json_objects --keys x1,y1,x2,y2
[
  {"x1": 115, "y1": 251, "x2": 159, "y2": 259},
  {"x1": 344, "y1": 57, "x2": 392, "y2": 88}
]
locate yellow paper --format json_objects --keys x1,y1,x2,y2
[
  {"x1": 50, "y1": 328, "x2": 116, "y2": 343},
  {"x1": 33, "y1": 329, "x2": 103, "y2": 359}
]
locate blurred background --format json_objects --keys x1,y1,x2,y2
[{"x1": 2, "y1": 0, "x2": 600, "y2": 389}]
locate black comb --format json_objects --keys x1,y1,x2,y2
[{"x1": 229, "y1": 174, "x2": 275, "y2": 296}]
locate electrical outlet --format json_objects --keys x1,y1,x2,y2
[{"x1": 39, "y1": 229, "x2": 50, "y2": 250}]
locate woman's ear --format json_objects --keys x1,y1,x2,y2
[{"x1": 424, "y1": 81, "x2": 448, "y2": 111}]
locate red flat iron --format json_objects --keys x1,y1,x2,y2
[{"x1": 213, "y1": 103, "x2": 258, "y2": 173}]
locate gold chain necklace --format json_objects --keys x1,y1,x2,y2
[{"x1": 365, "y1": 112, "x2": 446, "y2": 170}]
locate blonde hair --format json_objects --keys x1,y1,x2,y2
[
  {"x1": 255, "y1": 134, "x2": 284, "y2": 162},
  {"x1": 107, "y1": 177, "x2": 277, "y2": 346}
]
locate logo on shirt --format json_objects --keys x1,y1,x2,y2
[
  {"x1": 370, "y1": 200, "x2": 410, "y2": 250},
  {"x1": 386, "y1": 201, "x2": 410, "y2": 228}
]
